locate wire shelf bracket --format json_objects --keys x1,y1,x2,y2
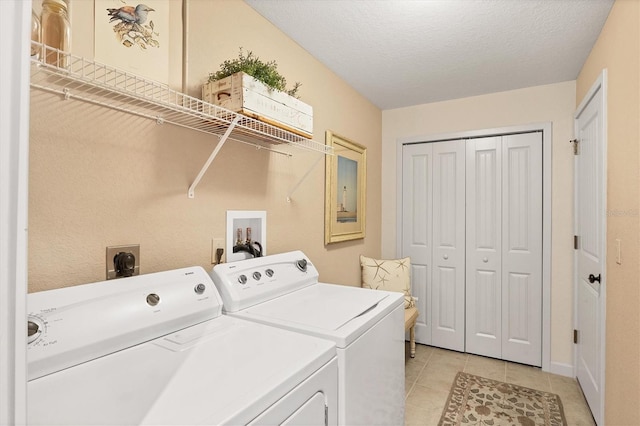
[
  {"x1": 286, "y1": 154, "x2": 325, "y2": 203},
  {"x1": 188, "y1": 116, "x2": 240, "y2": 198}
]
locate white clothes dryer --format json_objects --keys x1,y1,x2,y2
[
  {"x1": 27, "y1": 266, "x2": 338, "y2": 425},
  {"x1": 211, "y1": 251, "x2": 405, "y2": 426}
]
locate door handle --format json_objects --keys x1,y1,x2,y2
[{"x1": 588, "y1": 274, "x2": 601, "y2": 284}]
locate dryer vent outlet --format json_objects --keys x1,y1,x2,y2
[{"x1": 106, "y1": 244, "x2": 140, "y2": 280}]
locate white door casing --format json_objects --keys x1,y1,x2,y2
[
  {"x1": 431, "y1": 140, "x2": 466, "y2": 351},
  {"x1": 466, "y1": 136, "x2": 503, "y2": 359},
  {"x1": 1, "y1": 1, "x2": 31, "y2": 424},
  {"x1": 501, "y1": 133, "x2": 543, "y2": 366},
  {"x1": 401, "y1": 143, "x2": 432, "y2": 344},
  {"x1": 574, "y1": 71, "x2": 607, "y2": 425}
]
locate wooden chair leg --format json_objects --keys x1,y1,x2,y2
[{"x1": 410, "y1": 326, "x2": 416, "y2": 358}]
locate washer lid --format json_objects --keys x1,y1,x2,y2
[{"x1": 244, "y1": 284, "x2": 388, "y2": 331}]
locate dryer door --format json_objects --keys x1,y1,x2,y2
[
  {"x1": 282, "y1": 393, "x2": 326, "y2": 425},
  {"x1": 248, "y1": 358, "x2": 338, "y2": 426}
]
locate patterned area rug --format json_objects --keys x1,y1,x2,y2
[{"x1": 439, "y1": 372, "x2": 567, "y2": 426}]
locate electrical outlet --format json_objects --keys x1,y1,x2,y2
[
  {"x1": 212, "y1": 238, "x2": 224, "y2": 264},
  {"x1": 106, "y1": 244, "x2": 140, "y2": 279}
]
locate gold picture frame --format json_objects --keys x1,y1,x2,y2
[{"x1": 325, "y1": 131, "x2": 367, "y2": 244}]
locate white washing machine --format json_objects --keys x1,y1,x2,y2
[
  {"x1": 210, "y1": 251, "x2": 405, "y2": 425},
  {"x1": 27, "y1": 266, "x2": 338, "y2": 425}
]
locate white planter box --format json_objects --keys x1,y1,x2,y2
[{"x1": 202, "y1": 72, "x2": 313, "y2": 138}]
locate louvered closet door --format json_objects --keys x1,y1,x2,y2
[
  {"x1": 466, "y1": 136, "x2": 503, "y2": 358},
  {"x1": 401, "y1": 143, "x2": 432, "y2": 344},
  {"x1": 431, "y1": 140, "x2": 466, "y2": 351}
]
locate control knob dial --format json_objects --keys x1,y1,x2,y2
[
  {"x1": 296, "y1": 259, "x2": 308, "y2": 272},
  {"x1": 26, "y1": 316, "x2": 45, "y2": 344}
]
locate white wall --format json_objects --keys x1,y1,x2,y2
[{"x1": 381, "y1": 81, "x2": 576, "y2": 369}]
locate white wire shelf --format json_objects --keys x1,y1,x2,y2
[
  {"x1": 30, "y1": 43, "x2": 332, "y2": 198},
  {"x1": 29, "y1": 43, "x2": 332, "y2": 156}
]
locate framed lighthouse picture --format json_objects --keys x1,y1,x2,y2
[
  {"x1": 94, "y1": 0, "x2": 171, "y2": 84},
  {"x1": 325, "y1": 131, "x2": 367, "y2": 244}
]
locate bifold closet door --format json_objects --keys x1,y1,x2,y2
[
  {"x1": 431, "y1": 140, "x2": 466, "y2": 351},
  {"x1": 401, "y1": 143, "x2": 432, "y2": 344},
  {"x1": 466, "y1": 133, "x2": 542, "y2": 366},
  {"x1": 466, "y1": 136, "x2": 503, "y2": 359},
  {"x1": 501, "y1": 133, "x2": 542, "y2": 366},
  {"x1": 401, "y1": 140, "x2": 466, "y2": 349}
]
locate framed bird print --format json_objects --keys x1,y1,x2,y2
[
  {"x1": 324, "y1": 130, "x2": 367, "y2": 245},
  {"x1": 94, "y1": 0, "x2": 171, "y2": 84}
]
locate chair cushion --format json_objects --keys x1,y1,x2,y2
[
  {"x1": 405, "y1": 307, "x2": 419, "y2": 330},
  {"x1": 360, "y1": 255, "x2": 415, "y2": 309}
]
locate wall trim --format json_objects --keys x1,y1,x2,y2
[
  {"x1": 548, "y1": 361, "x2": 575, "y2": 378},
  {"x1": 395, "y1": 122, "x2": 553, "y2": 372}
]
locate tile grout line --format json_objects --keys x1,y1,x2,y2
[
  {"x1": 405, "y1": 349, "x2": 433, "y2": 400},
  {"x1": 503, "y1": 359, "x2": 507, "y2": 382}
]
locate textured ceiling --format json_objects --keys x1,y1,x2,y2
[{"x1": 245, "y1": 0, "x2": 614, "y2": 110}]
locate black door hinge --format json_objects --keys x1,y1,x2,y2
[
  {"x1": 574, "y1": 329, "x2": 579, "y2": 344},
  {"x1": 574, "y1": 235, "x2": 579, "y2": 249}
]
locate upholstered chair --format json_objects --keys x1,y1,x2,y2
[{"x1": 360, "y1": 255, "x2": 419, "y2": 358}]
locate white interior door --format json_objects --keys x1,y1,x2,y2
[
  {"x1": 501, "y1": 133, "x2": 542, "y2": 366},
  {"x1": 402, "y1": 143, "x2": 432, "y2": 344},
  {"x1": 574, "y1": 74, "x2": 606, "y2": 425},
  {"x1": 431, "y1": 140, "x2": 466, "y2": 351},
  {"x1": 466, "y1": 136, "x2": 502, "y2": 358}
]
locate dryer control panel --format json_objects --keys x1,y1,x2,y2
[
  {"x1": 210, "y1": 250, "x2": 319, "y2": 312},
  {"x1": 27, "y1": 267, "x2": 222, "y2": 381}
]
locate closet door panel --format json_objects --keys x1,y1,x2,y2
[
  {"x1": 501, "y1": 133, "x2": 542, "y2": 366},
  {"x1": 473, "y1": 270, "x2": 500, "y2": 334},
  {"x1": 465, "y1": 137, "x2": 502, "y2": 358},
  {"x1": 402, "y1": 144, "x2": 431, "y2": 263},
  {"x1": 431, "y1": 140, "x2": 465, "y2": 351},
  {"x1": 411, "y1": 263, "x2": 430, "y2": 343},
  {"x1": 402, "y1": 143, "x2": 432, "y2": 344}
]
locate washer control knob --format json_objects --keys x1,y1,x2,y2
[
  {"x1": 296, "y1": 259, "x2": 308, "y2": 272},
  {"x1": 194, "y1": 283, "x2": 206, "y2": 294},
  {"x1": 238, "y1": 274, "x2": 248, "y2": 285},
  {"x1": 252, "y1": 271, "x2": 262, "y2": 281},
  {"x1": 27, "y1": 320, "x2": 39, "y2": 337},
  {"x1": 146, "y1": 293, "x2": 160, "y2": 306},
  {"x1": 27, "y1": 317, "x2": 43, "y2": 343},
  {"x1": 265, "y1": 268, "x2": 274, "y2": 278}
]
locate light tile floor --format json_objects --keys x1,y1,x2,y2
[{"x1": 405, "y1": 343, "x2": 596, "y2": 425}]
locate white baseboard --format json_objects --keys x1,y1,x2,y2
[{"x1": 547, "y1": 361, "x2": 574, "y2": 377}]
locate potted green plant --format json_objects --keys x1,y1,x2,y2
[{"x1": 202, "y1": 48, "x2": 313, "y2": 138}]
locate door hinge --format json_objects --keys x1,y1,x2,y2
[
  {"x1": 570, "y1": 139, "x2": 579, "y2": 155},
  {"x1": 574, "y1": 235, "x2": 579, "y2": 249},
  {"x1": 574, "y1": 329, "x2": 579, "y2": 344}
]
